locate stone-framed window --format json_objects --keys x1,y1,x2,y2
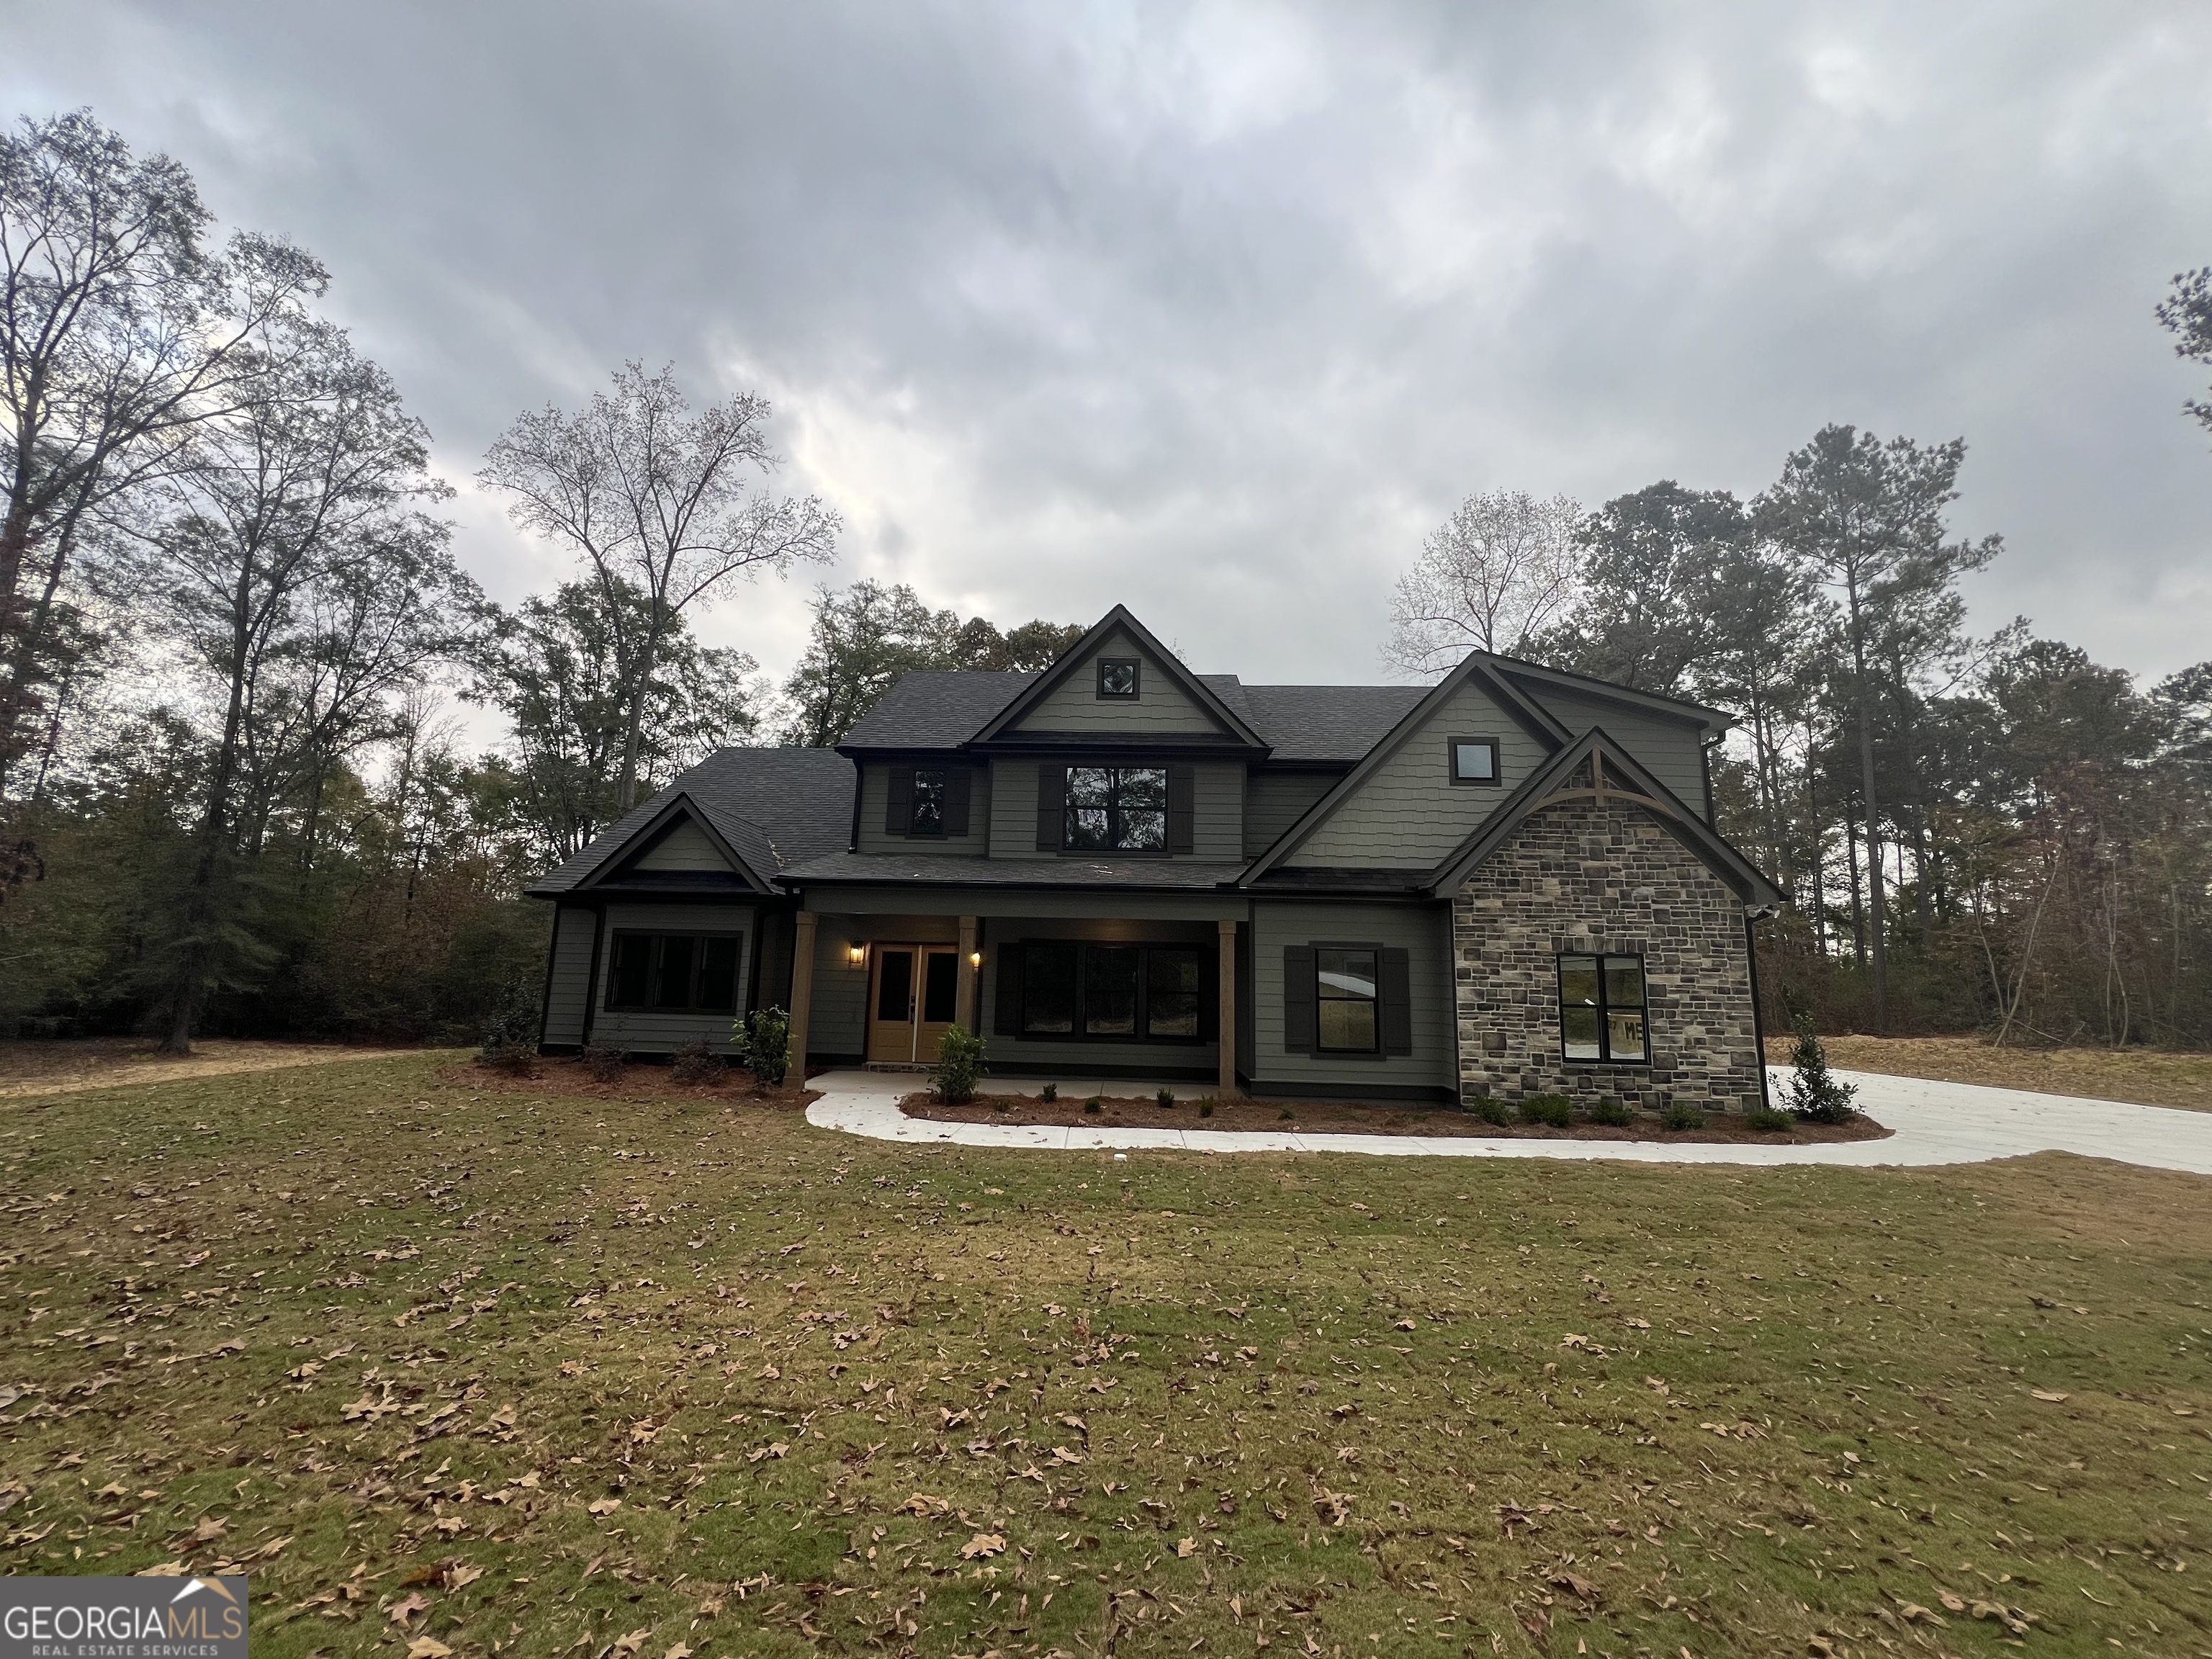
[{"x1": 1557, "y1": 951, "x2": 1648, "y2": 1063}]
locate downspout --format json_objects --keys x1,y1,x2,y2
[
  {"x1": 1744, "y1": 909, "x2": 1773, "y2": 1112},
  {"x1": 846, "y1": 760, "x2": 863, "y2": 853}
]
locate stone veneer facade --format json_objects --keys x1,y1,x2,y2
[{"x1": 1452, "y1": 799, "x2": 1765, "y2": 1110}]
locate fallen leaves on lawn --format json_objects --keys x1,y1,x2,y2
[
  {"x1": 899, "y1": 1493, "x2": 950, "y2": 1517},
  {"x1": 386, "y1": 1590, "x2": 428, "y2": 1627},
  {"x1": 2029, "y1": 1388, "x2": 2069, "y2": 1402},
  {"x1": 960, "y1": 1532, "x2": 1006, "y2": 1560},
  {"x1": 405, "y1": 1638, "x2": 452, "y2": 1659}
]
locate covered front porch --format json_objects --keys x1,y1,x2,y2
[{"x1": 781, "y1": 884, "x2": 1248, "y2": 1097}]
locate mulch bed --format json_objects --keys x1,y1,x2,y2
[
  {"x1": 442, "y1": 1057, "x2": 819, "y2": 1110},
  {"x1": 902, "y1": 1089, "x2": 1889, "y2": 1143}
]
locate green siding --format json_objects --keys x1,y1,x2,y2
[
  {"x1": 542, "y1": 904, "x2": 597, "y2": 1046},
  {"x1": 855, "y1": 762, "x2": 990, "y2": 856},
  {"x1": 1010, "y1": 630, "x2": 1229, "y2": 734},
  {"x1": 801, "y1": 885, "x2": 1246, "y2": 922},
  {"x1": 801, "y1": 916, "x2": 875, "y2": 1060},
  {"x1": 628, "y1": 818, "x2": 733, "y2": 873},
  {"x1": 1249, "y1": 899, "x2": 1455, "y2": 1094},
  {"x1": 1287, "y1": 677, "x2": 1550, "y2": 869},
  {"x1": 1523, "y1": 687, "x2": 1708, "y2": 814},
  {"x1": 1244, "y1": 770, "x2": 1338, "y2": 856},
  {"x1": 589, "y1": 901, "x2": 759, "y2": 1053}
]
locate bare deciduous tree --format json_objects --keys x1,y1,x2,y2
[
  {"x1": 480, "y1": 362, "x2": 839, "y2": 809},
  {"x1": 1383, "y1": 490, "x2": 1583, "y2": 675},
  {"x1": 0, "y1": 110, "x2": 324, "y2": 773}
]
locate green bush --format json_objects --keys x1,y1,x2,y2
[
  {"x1": 1745, "y1": 1102, "x2": 1795, "y2": 1132},
  {"x1": 1588, "y1": 1094, "x2": 1635, "y2": 1127},
  {"x1": 1784, "y1": 1005, "x2": 1859, "y2": 1124},
  {"x1": 1661, "y1": 1101, "x2": 1706, "y2": 1131},
  {"x1": 1199, "y1": 1098, "x2": 1215, "y2": 1118},
  {"x1": 1083, "y1": 1098, "x2": 1102, "y2": 1115},
  {"x1": 1469, "y1": 1095, "x2": 1512, "y2": 1127},
  {"x1": 581, "y1": 1042, "x2": 626, "y2": 1083},
  {"x1": 1519, "y1": 1093, "x2": 1573, "y2": 1128},
  {"x1": 732, "y1": 1006, "x2": 792, "y2": 1088},
  {"x1": 932, "y1": 1025, "x2": 988, "y2": 1105},
  {"x1": 1041, "y1": 1082, "x2": 1058, "y2": 1102},
  {"x1": 1279, "y1": 1107, "x2": 1294, "y2": 1120},
  {"x1": 1157, "y1": 1087, "x2": 1177, "y2": 1110}
]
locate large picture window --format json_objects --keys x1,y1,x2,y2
[
  {"x1": 1557, "y1": 953, "x2": 1647, "y2": 1063},
  {"x1": 1012, "y1": 942, "x2": 1208, "y2": 1043},
  {"x1": 606, "y1": 932, "x2": 742, "y2": 1013},
  {"x1": 1064, "y1": 767, "x2": 1167, "y2": 851}
]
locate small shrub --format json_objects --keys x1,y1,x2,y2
[
  {"x1": 1084, "y1": 1099, "x2": 1102, "y2": 1115},
  {"x1": 732, "y1": 1006, "x2": 792, "y2": 1089},
  {"x1": 932, "y1": 1025, "x2": 988, "y2": 1105},
  {"x1": 1519, "y1": 1092, "x2": 1573, "y2": 1128},
  {"x1": 477, "y1": 974, "x2": 541, "y2": 1067},
  {"x1": 1469, "y1": 1094, "x2": 1512, "y2": 1127},
  {"x1": 1041, "y1": 1082, "x2": 1058, "y2": 1102},
  {"x1": 1588, "y1": 1094, "x2": 1635, "y2": 1127},
  {"x1": 1278, "y1": 1108, "x2": 1293, "y2": 1121},
  {"x1": 582, "y1": 1043, "x2": 626, "y2": 1084},
  {"x1": 1199, "y1": 1098, "x2": 1215, "y2": 1118},
  {"x1": 1745, "y1": 1102, "x2": 1795, "y2": 1132},
  {"x1": 671, "y1": 1040, "x2": 727, "y2": 1086},
  {"x1": 1784, "y1": 1005, "x2": 1859, "y2": 1124},
  {"x1": 1156, "y1": 1087, "x2": 1176, "y2": 1110},
  {"x1": 480, "y1": 1046, "x2": 536, "y2": 1078},
  {"x1": 1661, "y1": 1101, "x2": 1706, "y2": 1131}
]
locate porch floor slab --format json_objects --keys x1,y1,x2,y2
[{"x1": 802, "y1": 1067, "x2": 2212, "y2": 1172}]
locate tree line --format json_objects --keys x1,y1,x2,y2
[
  {"x1": 1388, "y1": 426, "x2": 2212, "y2": 1046},
  {"x1": 0, "y1": 113, "x2": 1079, "y2": 1048},
  {"x1": 2, "y1": 109, "x2": 2206, "y2": 1053}
]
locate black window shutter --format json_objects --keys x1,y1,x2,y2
[
  {"x1": 1035, "y1": 765, "x2": 1065, "y2": 851},
  {"x1": 1166, "y1": 765, "x2": 1195, "y2": 853},
  {"x1": 885, "y1": 767, "x2": 912, "y2": 836},
  {"x1": 1378, "y1": 946, "x2": 1413, "y2": 1056},
  {"x1": 1282, "y1": 945, "x2": 1316, "y2": 1053},
  {"x1": 946, "y1": 768, "x2": 971, "y2": 837},
  {"x1": 994, "y1": 944, "x2": 1022, "y2": 1036}
]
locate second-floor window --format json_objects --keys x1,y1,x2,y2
[
  {"x1": 887, "y1": 766, "x2": 969, "y2": 837},
  {"x1": 1065, "y1": 766, "x2": 1166, "y2": 850},
  {"x1": 909, "y1": 769, "x2": 946, "y2": 836}
]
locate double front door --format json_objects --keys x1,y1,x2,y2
[{"x1": 868, "y1": 945, "x2": 961, "y2": 1063}]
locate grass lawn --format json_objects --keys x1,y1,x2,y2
[
  {"x1": 1766, "y1": 1035, "x2": 2212, "y2": 1114},
  {"x1": 4, "y1": 1053, "x2": 2211, "y2": 1658}
]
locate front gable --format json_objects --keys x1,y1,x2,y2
[
  {"x1": 970, "y1": 606, "x2": 1265, "y2": 748},
  {"x1": 582, "y1": 795, "x2": 770, "y2": 892}
]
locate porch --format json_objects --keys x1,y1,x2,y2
[{"x1": 782, "y1": 889, "x2": 1247, "y2": 1097}]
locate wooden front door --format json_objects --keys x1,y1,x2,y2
[{"x1": 868, "y1": 946, "x2": 962, "y2": 1063}]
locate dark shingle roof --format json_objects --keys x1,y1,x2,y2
[
  {"x1": 1234, "y1": 685, "x2": 1427, "y2": 761},
  {"x1": 527, "y1": 747, "x2": 855, "y2": 896},
  {"x1": 840, "y1": 671, "x2": 1035, "y2": 750}
]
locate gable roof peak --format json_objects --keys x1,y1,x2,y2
[{"x1": 967, "y1": 603, "x2": 1267, "y2": 748}]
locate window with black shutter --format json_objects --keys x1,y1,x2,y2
[{"x1": 1285, "y1": 942, "x2": 1412, "y2": 1058}]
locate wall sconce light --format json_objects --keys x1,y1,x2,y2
[
  {"x1": 968, "y1": 950, "x2": 983, "y2": 968},
  {"x1": 848, "y1": 943, "x2": 867, "y2": 966}
]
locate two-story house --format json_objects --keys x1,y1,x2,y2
[{"x1": 527, "y1": 605, "x2": 1784, "y2": 1110}]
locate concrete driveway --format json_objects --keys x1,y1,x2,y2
[{"x1": 804, "y1": 1066, "x2": 2212, "y2": 1173}]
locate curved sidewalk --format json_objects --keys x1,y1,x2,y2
[{"x1": 804, "y1": 1067, "x2": 2212, "y2": 1172}]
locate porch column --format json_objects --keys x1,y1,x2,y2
[
  {"x1": 787, "y1": 910, "x2": 818, "y2": 1083},
  {"x1": 1217, "y1": 919, "x2": 1240, "y2": 1099},
  {"x1": 956, "y1": 915, "x2": 980, "y2": 1030}
]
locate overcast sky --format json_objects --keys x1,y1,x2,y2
[{"x1": 8, "y1": 1, "x2": 2211, "y2": 693}]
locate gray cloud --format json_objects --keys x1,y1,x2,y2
[{"x1": 6, "y1": 0, "x2": 2209, "y2": 691}]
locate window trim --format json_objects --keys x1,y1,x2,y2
[
  {"x1": 603, "y1": 929, "x2": 746, "y2": 1015},
  {"x1": 1011, "y1": 939, "x2": 1210, "y2": 1046},
  {"x1": 1062, "y1": 764, "x2": 1169, "y2": 853},
  {"x1": 1313, "y1": 941, "x2": 1382, "y2": 1055},
  {"x1": 1095, "y1": 657, "x2": 1142, "y2": 699},
  {"x1": 1556, "y1": 949, "x2": 1650, "y2": 1066},
  {"x1": 1447, "y1": 734, "x2": 1501, "y2": 787}
]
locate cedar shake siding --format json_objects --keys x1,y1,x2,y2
[{"x1": 1451, "y1": 800, "x2": 1763, "y2": 1110}]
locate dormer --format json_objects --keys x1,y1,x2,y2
[{"x1": 968, "y1": 605, "x2": 1267, "y2": 753}]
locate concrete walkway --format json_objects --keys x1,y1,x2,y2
[{"x1": 804, "y1": 1067, "x2": 2212, "y2": 1174}]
